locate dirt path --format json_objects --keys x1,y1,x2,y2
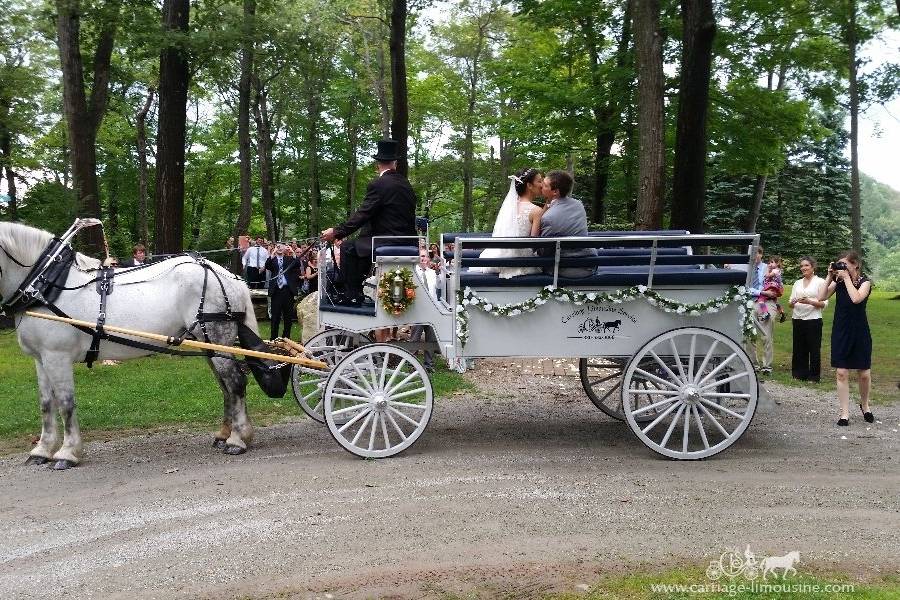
[{"x1": 1, "y1": 360, "x2": 898, "y2": 599}]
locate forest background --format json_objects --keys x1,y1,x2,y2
[{"x1": 1, "y1": 0, "x2": 899, "y2": 287}]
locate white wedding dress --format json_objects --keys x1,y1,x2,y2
[{"x1": 474, "y1": 179, "x2": 542, "y2": 279}]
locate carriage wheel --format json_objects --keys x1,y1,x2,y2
[
  {"x1": 579, "y1": 357, "x2": 663, "y2": 423},
  {"x1": 324, "y1": 344, "x2": 433, "y2": 458},
  {"x1": 622, "y1": 327, "x2": 757, "y2": 460},
  {"x1": 290, "y1": 329, "x2": 371, "y2": 423}
]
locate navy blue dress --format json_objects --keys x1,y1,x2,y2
[{"x1": 830, "y1": 275, "x2": 872, "y2": 369}]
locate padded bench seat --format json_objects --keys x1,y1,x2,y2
[
  {"x1": 374, "y1": 245, "x2": 419, "y2": 257},
  {"x1": 459, "y1": 267, "x2": 746, "y2": 288}
]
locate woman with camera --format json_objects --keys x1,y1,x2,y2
[
  {"x1": 818, "y1": 251, "x2": 873, "y2": 426},
  {"x1": 788, "y1": 257, "x2": 828, "y2": 382}
]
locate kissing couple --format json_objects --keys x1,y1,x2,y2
[{"x1": 475, "y1": 168, "x2": 596, "y2": 279}]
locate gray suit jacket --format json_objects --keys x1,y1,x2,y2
[{"x1": 539, "y1": 196, "x2": 596, "y2": 278}]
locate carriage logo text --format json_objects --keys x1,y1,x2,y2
[
  {"x1": 562, "y1": 305, "x2": 636, "y2": 340},
  {"x1": 706, "y1": 546, "x2": 800, "y2": 582}
]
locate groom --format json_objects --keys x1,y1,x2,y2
[{"x1": 537, "y1": 170, "x2": 596, "y2": 278}]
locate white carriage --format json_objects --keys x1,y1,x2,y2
[{"x1": 292, "y1": 231, "x2": 768, "y2": 461}]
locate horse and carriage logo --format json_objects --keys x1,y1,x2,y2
[
  {"x1": 706, "y1": 546, "x2": 800, "y2": 581},
  {"x1": 562, "y1": 305, "x2": 635, "y2": 340}
]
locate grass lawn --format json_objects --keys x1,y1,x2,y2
[
  {"x1": 762, "y1": 290, "x2": 899, "y2": 404},
  {"x1": 0, "y1": 322, "x2": 471, "y2": 453},
  {"x1": 547, "y1": 567, "x2": 900, "y2": 599}
]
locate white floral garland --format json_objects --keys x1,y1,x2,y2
[{"x1": 456, "y1": 284, "x2": 756, "y2": 346}]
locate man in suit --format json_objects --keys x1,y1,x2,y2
[
  {"x1": 537, "y1": 170, "x2": 596, "y2": 278},
  {"x1": 321, "y1": 139, "x2": 417, "y2": 305},
  {"x1": 120, "y1": 244, "x2": 147, "y2": 267},
  {"x1": 264, "y1": 243, "x2": 302, "y2": 339}
]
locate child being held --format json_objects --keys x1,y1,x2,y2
[{"x1": 757, "y1": 256, "x2": 785, "y2": 322}]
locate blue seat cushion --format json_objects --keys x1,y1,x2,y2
[
  {"x1": 459, "y1": 267, "x2": 746, "y2": 288},
  {"x1": 374, "y1": 245, "x2": 419, "y2": 257}
]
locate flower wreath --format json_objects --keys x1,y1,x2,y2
[
  {"x1": 455, "y1": 284, "x2": 756, "y2": 346},
  {"x1": 378, "y1": 267, "x2": 416, "y2": 315}
]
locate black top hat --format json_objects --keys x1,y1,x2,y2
[{"x1": 372, "y1": 139, "x2": 401, "y2": 161}]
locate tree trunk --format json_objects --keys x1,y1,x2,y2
[
  {"x1": 232, "y1": 0, "x2": 255, "y2": 272},
  {"x1": 744, "y1": 64, "x2": 788, "y2": 233},
  {"x1": 634, "y1": 0, "x2": 665, "y2": 230},
  {"x1": 135, "y1": 87, "x2": 154, "y2": 246},
  {"x1": 670, "y1": 0, "x2": 716, "y2": 233},
  {"x1": 56, "y1": 0, "x2": 120, "y2": 253},
  {"x1": 306, "y1": 93, "x2": 322, "y2": 236},
  {"x1": 462, "y1": 121, "x2": 475, "y2": 231},
  {"x1": 0, "y1": 103, "x2": 15, "y2": 219},
  {"x1": 154, "y1": 0, "x2": 190, "y2": 254},
  {"x1": 345, "y1": 95, "x2": 359, "y2": 217},
  {"x1": 389, "y1": 0, "x2": 409, "y2": 175},
  {"x1": 253, "y1": 81, "x2": 277, "y2": 240},
  {"x1": 4, "y1": 166, "x2": 16, "y2": 221},
  {"x1": 848, "y1": 0, "x2": 862, "y2": 254}
]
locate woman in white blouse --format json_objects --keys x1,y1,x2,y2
[{"x1": 788, "y1": 257, "x2": 829, "y2": 382}]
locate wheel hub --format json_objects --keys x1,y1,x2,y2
[
  {"x1": 681, "y1": 385, "x2": 702, "y2": 404},
  {"x1": 372, "y1": 393, "x2": 388, "y2": 412}
]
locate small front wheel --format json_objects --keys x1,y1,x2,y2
[{"x1": 323, "y1": 344, "x2": 433, "y2": 458}]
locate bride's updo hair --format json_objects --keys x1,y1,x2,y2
[{"x1": 513, "y1": 167, "x2": 542, "y2": 196}]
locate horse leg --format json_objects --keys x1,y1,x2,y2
[
  {"x1": 42, "y1": 357, "x2": 81, "y2": 470},
  {"x1": 208, "y1": 356, "x2": 253, "y2": 455},
  {"x1": 213, "y1": 420, "x2": 232, "y2": 449},
  {"x1": 26, "y1": 360, "x2": 60, "y2": 465}
]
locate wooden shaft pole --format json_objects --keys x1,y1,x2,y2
[{"x1": 24, "y1": 310, "x2": 328, "y2": 369}]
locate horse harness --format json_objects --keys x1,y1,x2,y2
[{"x1": 0, "y1": 239, "x2": 245, "y2": 367}]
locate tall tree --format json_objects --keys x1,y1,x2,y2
[
  {"x1": 847, "y1": 0, "x2": 862, "y2": 254},
  {"x1": 232, "y1": 0, "x2": 255, "y2": 252},
  {"x1": 135, "y1": 87, "x2": 154, "y2": 246},
  {"x1": 670, "y1": 0, "x2": 716, "y2": 233},
  {"x1": 155, "y1": 0, "x2": 190, "y2": 253},
  {"x1": 55, "y1": 0, "x2": 122, "y2": 253},
  {"x1": 389, "y1": 0, "x2": 409, "y2": 175},
  {"x1": 634, "y1": 0, "x2": 665, "y2": 230}
]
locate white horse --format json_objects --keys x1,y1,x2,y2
[
  {"x1": 761, "y1": 551, "x2": 800, "y2": 580},
  {"x1": 0, "y1": 222, "x2": 259, "y2": 469}
]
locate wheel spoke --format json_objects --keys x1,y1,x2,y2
[
  {"x1": 587, "y1": 372, "x2": 621, "y2": 387},
  {"x1": 687, "y1": 334, "x2": 697, "y2": 381},
  {"x1": 388, "y1": 406, "x2": 421, "y2": 427},
  {"x1": 648, "y1": 351, "x2": 683, "y2": 385},
  {"x1": 634, "y1": 367, "x2": 680, "y2": 390},
  {"x1": 699, "y1": 398, "x2": 746, "y2": 420},
  {"x1": 338, "y1": 408, "x2": 371, "y2": 434},
  {"x1": 332, "y1": 402, "x2": 370, "y2": 417},
  {"x1": 697, "y1": 353, "x2": 738, "y2": 387},
  {"x1": 692, "y1": 405, "x2": 710, "y2": 450},
  {"x1": 380, "y1": 414, "x2": 390, "y2": 449},
  {"x1": 699, "y1": 369, "x2": 750, "y2": 391},
  {"x1": 389, "y1": 388, "x2": 428, "y2": 402},
  {"x1": 640, "y1": 400, "x2": 682, "y2": 435},
  {"x1": 368, "y1": 412, "x2": 378, "y2": 451},
  {"x1": 385, "y1": 358, "x2": 409, "y2": 391},
  {"x1": 350, "y1": 362, "x2": 375, "y2": 394},
  {"x1": 703, "y1": 392, "x2": 751, "y2": 399},
  {"x1": 626, "y1": 388, "x2": 680, "y2": 396},
  {"x1": 389, "y1": 399, "x2": 427, "y2": 410},
  {"x1": 660, "y1": 404, "x2": 686, "y2": 448},
  {"x1": 338, "y1": 374, "x2": 371, "y2": 398},
  {"x1": 682, "y1": 405, "x2": 691, "y2": 453},
  {"x1": 386, "y1": 371, "x2": 419, "y2": 396},
  {"x1": 385, "y1": 409, "x2": 407, "y2": 441},
  {"x1": 378, "y1": 352, "x2": 390, "y2": 390},
  {"x1": 330, "y1": 392, "x2": 370, "y2": 403},
  {"x1": 668, "y1": 338, "x2": 687, "y2": 382},
  {"x1": 698, "y1": 401, "x2": 730, "y2": 438},
  {"x1": 631, "y1": 395, "x2": 679, "y2": 416},
  {"x1": 350, "y1": 411, "x2": 374, "y2": 445},
  {"x1": 692, "y1": 340, "x2": 719, "y2": 384}
]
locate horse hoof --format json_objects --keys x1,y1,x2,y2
[
  {"x1": 24, "y1": 456, "x2": 49, "y2": 466},
  {"x1": 223, "y1": 444, "x2": 246, "y2": 456},
  {"x1": 51, "y1": 459, "x2": 75, "y2": 471},
  {"x1": 212, "y1": 438, "x2": 227, "y2": 449}
]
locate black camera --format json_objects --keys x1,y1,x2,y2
[{"x1": 830, "y1": 261, "x2": 847, "y2": 271}]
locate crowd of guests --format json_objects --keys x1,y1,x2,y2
[{"x1": 745, "y1": 246, "x2": 874, "y2": 427}]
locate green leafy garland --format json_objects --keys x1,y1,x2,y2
[
  {"x1": 456, "y1": 284, "x2": 755, "y2": 346},
  {"x1": 378, "y1": 267, "x2": 417, "y2": 315}
]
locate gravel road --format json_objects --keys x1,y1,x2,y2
[{"x1": 1, "y1": 360, "x2": 898, "y2": 599}]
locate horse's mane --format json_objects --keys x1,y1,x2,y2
[{"x1": 0, "y1": 221, "x2": 102, "y2": 270}]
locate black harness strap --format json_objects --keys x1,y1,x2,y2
[{"x1": 85, "y1": 266, "x2": 114, "y2": 367}]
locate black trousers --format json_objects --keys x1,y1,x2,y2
[
  {"x1": 792, "y1": 318, "x2": 822, "y2": 382},
  {"x1": 269, "y1": 286, "x2": 296, "y2": 339},
  {"x1": 246, "y1": 266, "x2": 265, "y2": 289},
  {"x1": 340, "y1": 244, "x2": 372, "y2": 300}
]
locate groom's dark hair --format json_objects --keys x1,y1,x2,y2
[{"x1": 547, "y1": 170, "x2": 573, "y2": 198}]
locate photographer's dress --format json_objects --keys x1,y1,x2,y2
[{"x1": 830, "y1": 275, "x2": 872, "y2": 370}]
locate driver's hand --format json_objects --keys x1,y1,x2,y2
[{"x1": 321, "y1": 228, "x2": 336, "y2": 243}]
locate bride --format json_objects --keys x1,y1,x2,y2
[{"x1": 474, "y1": 167, "x2": 544, "y2": 279}]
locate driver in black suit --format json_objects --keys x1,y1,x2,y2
[
  {"x1": 321, "y1": 139, "x2": 417, "y2": 306},
  {"x1": 264, "y1": 243, "x2": 302, "y2": 339}
]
